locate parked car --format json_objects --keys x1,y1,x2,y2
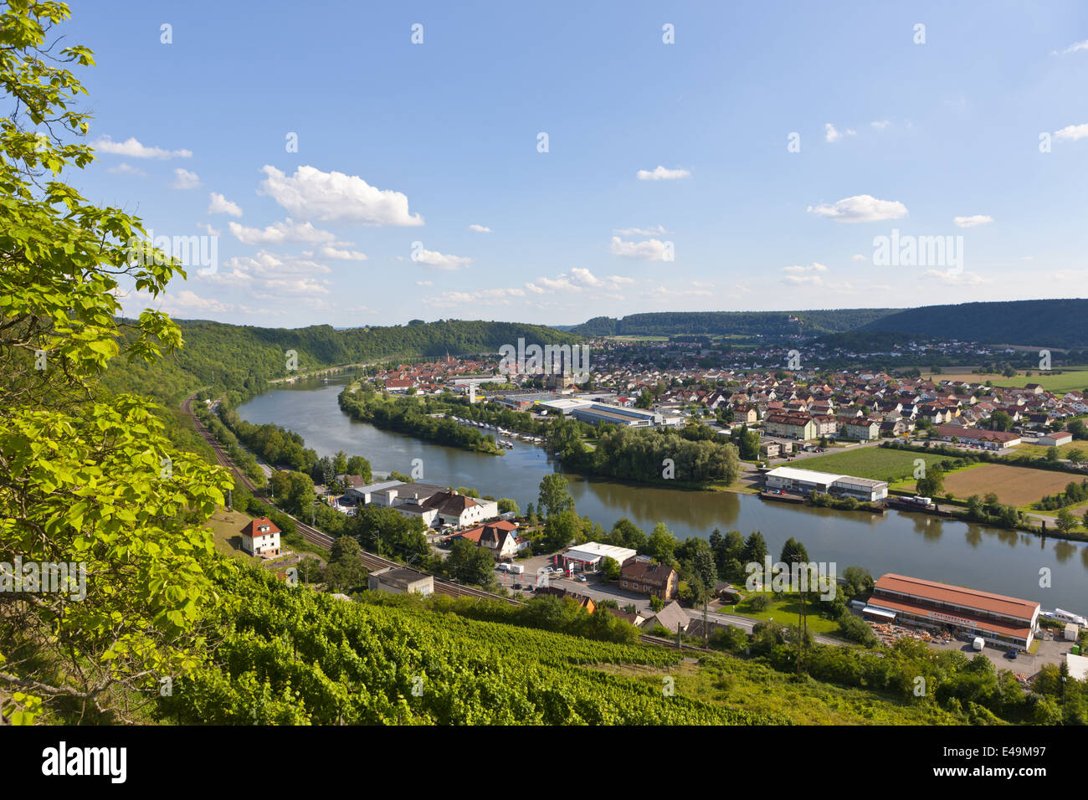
[
  {"x1": 1004, "y1": 648, "x2": 1018, "y2": 660},
  {"x1": 496, "y1": 563, "x2": 510, "y2": 572},
  {"x1": 512, "y1": 582, "x2": 522, "y2": 590},
  {"x1": 576, "y1": 575, "x2": 587, "y2": 583}
]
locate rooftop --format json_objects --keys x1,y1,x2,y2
[{"x1": 874, "y1": 573, "x2": 1039, "y2": 620}]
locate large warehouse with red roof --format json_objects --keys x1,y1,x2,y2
[{"x1": 865, "y1": 574, "x2": 1040, "y2": 649}]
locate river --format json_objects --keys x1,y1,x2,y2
[{"x1": 238, "y1": 378, "x2": 1088, "y2": 612}]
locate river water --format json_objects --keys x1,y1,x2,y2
[{"x1": 238, "y1": 378, "x2": 1088, "y2": 612}]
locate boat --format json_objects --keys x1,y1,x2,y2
[{"x1": 759, "y1": 489, "x2": 805, "y2": 504}]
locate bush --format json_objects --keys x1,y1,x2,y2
[{"x1": 748, "y1": 594, "x2": 771, "y2": 612}]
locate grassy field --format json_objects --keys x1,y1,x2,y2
[
  {"x1": 205, "y1": 507, "x2": 261, "y2": 561},
  {"x1": 1011, "y1": 442, "x2": 1086, "y2": 460},
  {"x1": 730, "y1": 593, "x2": 841, "y2": 635},
  {"x1": 942, "y1": 463, "x2": 1079, "y2": 506},
  {"x1": 790, "y1": 447, "x2": 950, "y2": 483},
  {"x1": 922, "y1": 368, "x2": 1088, "y2": 395},
  {"x1": 594, "y1": 658, "x2": 960, "y2": 725}
]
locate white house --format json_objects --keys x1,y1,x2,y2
[{"x1": 241, "y1": 517, "x2": 281, "y2": 557}]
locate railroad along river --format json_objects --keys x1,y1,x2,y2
[{"x1": 238, "y1": 378, "x2": 1088, "y2": 612}]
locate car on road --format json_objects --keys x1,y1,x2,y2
[
  {"x1": 1004, "y1": 648, "x2": 1018, "y2": 660},
  {"x1": 496, "y1": 563, "x2": 510, "y2": 572},
  {"x1": 512, "y1": 582, "x2": 522, "y2": 590},
  {"x1": 576, "y1": 575, "x2": 587, "y2": 583}
]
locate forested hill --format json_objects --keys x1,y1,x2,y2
[
  {"x1": 104, "y1": 318, "x2": 580, "y2": 404},
  {"x1": 570, "y1": 300, "x2": 1088, "y2": 347},
  {"x1": 569, "y1": 309, "x2": 896, "y2": 337},
  {"x1": 856, "y1": 299, "x2": 1088, "y2": 348}
]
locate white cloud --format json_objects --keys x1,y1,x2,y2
[
  {"x1": 228, "y1": 218, "x2": 337, "y2": 245},
  {"x1": 870, "y1": 120, "x2": 891, "y2": 130},
  {"x1": 171, "y1": 168, "x2": 201, "y2": 190},
  {"x1": 824, "y1": 123, "x2": 856, "y2": 143},
  {"x1": 807, "y1": 194, "x2": 908, "y2": 223},
  {"x1": 208, "y1": 192, "x2": 243, "y2": 217},
  {"x1": 1053, "y1": 39, "x2": 1088, "y2": 55},
  {"x1": 1055, "y1": 123, "x2": 1088, "y2": 141},
  {"x1": 467, "y1": 224, "x2": 492, "y2": 233},
  {"x1": 610, "y1": 236, "x2": 673, "y2": 261},
  {"x1": 953, "y1": 214, "x2": 993, "y2": 228},
  {"x1": 782, "y1": 262, "x2": 828, "y2": 286},
  {"x1": 107, "y1": 162, "x2": 146, "y2": 176},
  {"x1": 318, "y1": 245, "x2": 368, "y2": 261},
  {"x1": 198, "y1": 223, "x2": 220, "y2": 236},
  {"x1": 529, "y1": 268, "x2": 632, "y2": 293},
  {"x1": 636, "y1": 165, "x2": 691, "y2": 181},
  {"x1": 923, "y1": 269, "x2": 984, "y2": 286},
  {"x1": 851, "y1": 253, "x2": 867, "y2": 262},
  {"x1": 212, "y1": 250, "x2": 332, "y2": 297},
  {"x1": 260, "y1": 164, "x2": 423, "y2": 226},
  {"x1": 411, "y1": 246, "x2": 473, "y2": 270},
  {"x1": 169, "y1": 289, "x2": 231, "y2": 312},
  {"x1": 425, "y1": 287, "x2": 526, "y2": 307},
  {"x1": 614, "y1": 224, "x2": 668, "y2": 236},
  {"x1": 416, "y1": 280, "x2": 433, "y2": 286},
  {"x1": 93, "y1": 136, "x2": 192, "y2": 159}
]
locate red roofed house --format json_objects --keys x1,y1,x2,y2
[
  {"x1": 242, "y1": 517, "x2": 281, "y2": 557},
  {"x1": 456, "y1": 520, "x2": 525, "y2": 559}
]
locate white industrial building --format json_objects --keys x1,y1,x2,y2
[{"x1": 764, "y1": 466, "x2": 888, "y2": 502}]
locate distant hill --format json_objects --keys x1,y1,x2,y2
[
  {"x1": 105, "y1": 318, "x2": 580, "y2": 404},
  {"x1": 571, "y1": 300, "x2": 1088, "y2": 348},
  {"x1": 856, "y1": 299, "x2": 1088, "y2": 348},
  {"x1": 569, "y1": 309, "x2": 897, "y2": 338}
]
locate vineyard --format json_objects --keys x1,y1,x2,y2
[{"x1": 157, "y1": 566, "x2": 973, "y2": 726}]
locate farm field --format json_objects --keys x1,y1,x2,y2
[
  {"x1": 791, "y1": 447, "x2": 950, "y2": 483},
  {"x1": 942, "y1": 463, "x2": 1079, "y2": 506},
  {"x1": 922, "y1": 368, "x2": 1088, "y2": 394},
  {"x1": 1011, "y1": 442, "x2": 1086, "y2": 460}
]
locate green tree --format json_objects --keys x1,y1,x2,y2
[
  {"x1": 779, "y1": 537, "x2": 809, "y2": 566},
  {"x1": 0, "y1": 0, "x2": 231, "y2": 723},
  {"x1": 497, "y1": 497, "x2": 520, "y2": 515},
  {"x1": 538, "y1": 508, "x2": 582, "y2": 553},
  {"x1": 345, "y1": 455, "x2": 372, "y2": 482},
  {"x1": 325, "y1": 536, "x2": 369, "y2": 592},
  {"x1": 646, "y1": 523, "x2": 678, "y2": 564},
  {"x1": 990, "y1": 410, "x2": 1012, "y2": 432},
  {"x1": 270, "y1": 469, "x2": 316, "y2": 516},
  {"x1": 350, "y1": 505, "x2": 429, "y2": 564},
  {"x1": 916, "y1": 466, "x2": 945, "y2": 498},
  {"x1": 1055, "y1": 508, "x2": 1077, "y2": 535},
  {"x1": 609, "y1": 518, "x2": 647, "y2": 551},
  {"x1": 537, "y1": 474, "x2": 573, "y2": 517},
  {"x1": 1046, "y1": 446, "x2": 1060, "y2": 463},
  {"x1": 599, "y1": 556, "x2": 621, "y2": 581},
  {"x1": 445, "y1": 538, "x2": 494, "y2": 586},
  {"x1": 742, "y1": 531, "x2": 768, "y2": 566}
]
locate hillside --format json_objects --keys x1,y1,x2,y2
[
  {"x1": 570, "y1": 300, "x2": 1088, "y2": 348},
  {"x1": 857, "y1": 299, "x2": 1088, "y2": 348},
  {"x1": 154, "y1": 565, "x2": 962, "y2": 726},
  {"x1": 570, "y1": 309, "x2": 896, "y2": 337},
  {"x1": 103, "y1": 318, "x2": 581, "y2": 404}
]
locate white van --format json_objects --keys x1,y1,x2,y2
[
  {"x1": 508, "y1": 564, "x2": 525, "y2": 574},
  {"x1": 496, "y1": 563, "x2": 510, "y2": 572},
  {"x1": 972, "y1": 636, "x2": 985, "y2": 651}
]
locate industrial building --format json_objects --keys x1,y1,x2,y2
[
  {"x1": 571, "y1": 403, "x2": 662, "y2": 427},
  {"x1": 865, "y1": 573, "x2": 1040, "y2": 649},
  {"x1": 763, "y1": 466, "x2": 888, "y2": 502}
]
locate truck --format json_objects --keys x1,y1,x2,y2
[
  {"x1": 972, "y1": 636, "x2": 985, "y2": 651},
  {"x1": 507, "y1": 564, "x2": 525, "y2": 575}
]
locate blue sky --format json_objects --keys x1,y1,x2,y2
[{"x1": 65, "y1": 0, "x2": 1088, "y2": 327}]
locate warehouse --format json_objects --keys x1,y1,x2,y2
[
  {"x1": 763, "y1": 466, "x2": 888, "y2": 502},
  {"x1": 572, "y1": 403, "x2": 662, "y2": 427},
  {"x1": 866, "y1": 573, "x2": 1040, "y2": 649}
]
